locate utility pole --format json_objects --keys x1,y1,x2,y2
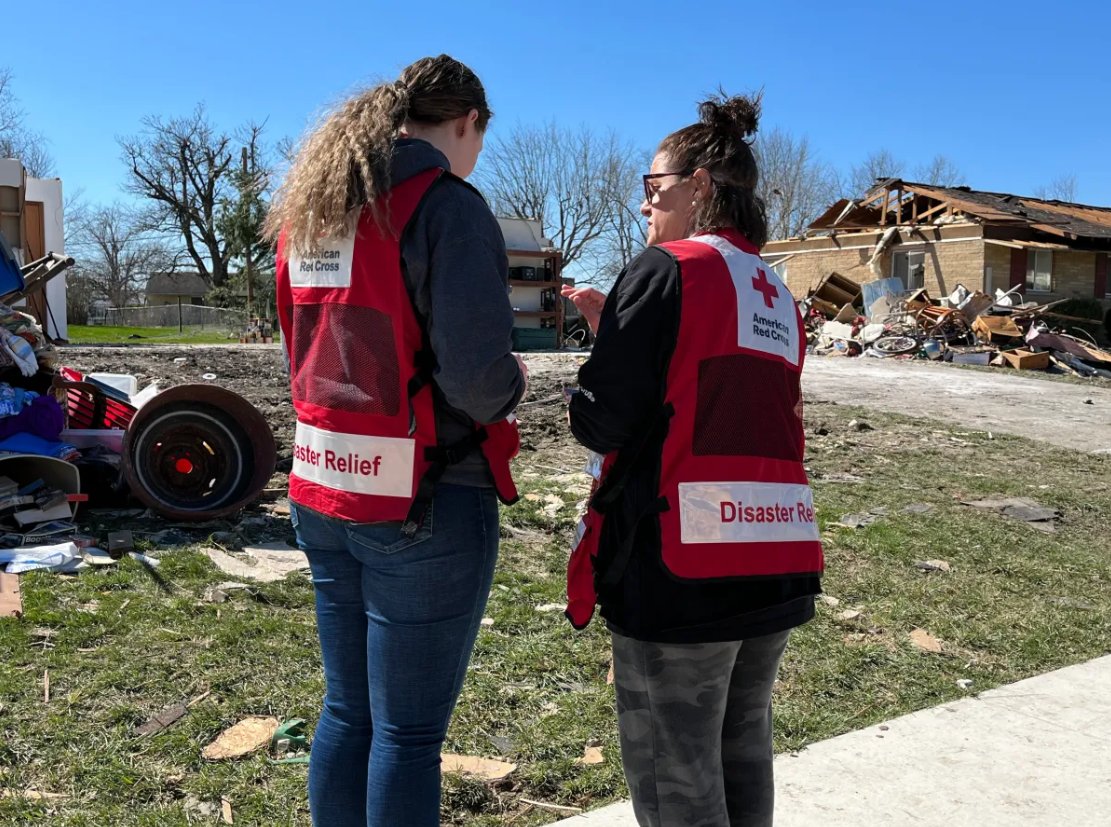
[{"x1": 242, "y1": 146, "x2": 254, "y2": 319}]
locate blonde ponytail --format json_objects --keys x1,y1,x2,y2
[{"x1": 267, "y1": 54, "x2": 492, "y2": 256}]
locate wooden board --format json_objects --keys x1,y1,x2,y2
[{"x1": 0, "y1": 572, "x2": 22, "y2": 618}]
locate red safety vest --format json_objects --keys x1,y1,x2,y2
[
  {"x1": 566, "y1": 229, "x2": 824, "y2": 628},
  {"x1": 275, "y1": 168, "x2": 520, "y2": 532}
]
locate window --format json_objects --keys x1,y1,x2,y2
[
  {"x1": 1026, "y1": 250, "x2": 1052, "y2": 292},
  {"x1": 892, "y1": 251, "x2": 925, "y2": 290},
  {"x1": 770, "y1": 260, "x2": 788, "y2": 282}
]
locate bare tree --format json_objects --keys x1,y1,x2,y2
[
  {"x1": 0, "y1": 68, "x2": 54, "y2": 177},
  {"x1": 573, "y1": 147, "x2": 650, "y2": 286},
  {"x1": 848, "y1": 149, "x2": 904, "y2": 196},
  {"x1": 0, "y1": 69, "x2": 16, "y2": 137},
  {"x1": 913, "y1": 154, "x2": 964, "y2": 187},
  {"x1": 65, "y1": 269, "x2": 98, "y2": 326},
  {"x1": 756, "y1": 128, "x2": 840, "y2": 240},
  {"x1": 475, "y1": 122, "x2": 642, "y2": 272},
  {"x1": 70, "y1": 204, "x2": 172, "y2": 309},
  {"x1": 120, "y1": 107, "x2": 269, "y2": 287},
  {"x1": 63, "y1": 188, "x2": 88, "y2": 251},
  {"x1": 1033, "y1": 174, "x2": 1078, "y2": 202}
]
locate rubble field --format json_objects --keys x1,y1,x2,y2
[{"x1": 60, "y1": 344, "x2": 1111, "y2": 468}]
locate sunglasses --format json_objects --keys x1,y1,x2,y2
[{"x1": 643, "y1": 170, "x2": 695, "y2": 203}]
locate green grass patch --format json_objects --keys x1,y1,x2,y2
[
  {"x1": 1, "y1": 402, "x2": 1109, "y2": 824},
  {"x1": 65, "y1": 326, "x2": 238, "y2": 346}
]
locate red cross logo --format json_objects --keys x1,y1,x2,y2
[{"x1": 752, "y1": 268, "x2": 779, "y2": 308}]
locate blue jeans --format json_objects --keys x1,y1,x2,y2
[{"x1": 290, "y1": 483, "x2": 500, "y2": 827}]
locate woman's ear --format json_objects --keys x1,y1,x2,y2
[
  {"x1": 691, "y1": 167, "x2": 714, "y2": 202},
  {"x1": 458, "y1": 109, "x2": 479, "y2": 137}
]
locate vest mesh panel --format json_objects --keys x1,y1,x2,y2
[
  {"x1": 291, "y1": 303, "x2": 401, "y2": 417},
  {"x1": 692, "y1": 354, "x2": 803, "y2": 461}
]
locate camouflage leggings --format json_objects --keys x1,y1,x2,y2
[{"x1": 611, "y1": 630, "x2": 791, "y2": 827}]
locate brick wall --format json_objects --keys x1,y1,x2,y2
[
  {"x1": 983, "y1": 244, "x2": 1012, "y2": 294},
  {"x1": 925, "y1": 241, "x2": 985, "y2": 296},
  {"x1": 983, "y1": 245, "x2": 1102, "y2": 300},
  {"x1": 765, "y1": 226, "x2": 985, "y2": 299},
  {"x1": 1051, "y1": 251, "x2": 1098, "y2": 298},
  {"x1": 772, "y1": 246, "x2": 875, "y2": 296}
]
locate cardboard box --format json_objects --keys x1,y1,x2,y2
[{"x1": 1000, "y1": 349, "x2": 1050, "y2": 370}]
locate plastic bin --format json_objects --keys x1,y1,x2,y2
[
  {"x1": 0, "y1": 454, "x2": 82, "y2": 520},
  {"x1": 60, "y1": 428, "x2": 126, "y2": 454},
  {"x1": 87, "y1": 373, "x2": 138, "y2": 397}
]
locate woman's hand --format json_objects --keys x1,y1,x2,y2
[{"x1": 561, "y1": 285, "x2": 607, "y2": 334}]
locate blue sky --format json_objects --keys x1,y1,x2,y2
[{"x1": 6, "y1": 0, "x2": 1111, "y2": 208}]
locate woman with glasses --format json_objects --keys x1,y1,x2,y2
[{"x1": 562, "y1": 94, "x2": 824, "y2": 827}]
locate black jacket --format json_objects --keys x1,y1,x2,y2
[{"x1": 568, "y1": 246, "x2": 820, "y2": 643}]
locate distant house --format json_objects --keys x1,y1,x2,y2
[
  {"x1": 146, "y1": 272, "x2": 209, "y2": 307},
  {"x1": 763, "y1": 179, "x2": 1111, "y2": 325}
]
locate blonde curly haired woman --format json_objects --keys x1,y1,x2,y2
[{"x1": 268, "y1": 55, "x2": 526, "y2": 827}]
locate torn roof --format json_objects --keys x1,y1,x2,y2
[{"x1": 809, "y1": 180, "x2": 1111, "y2": 241}]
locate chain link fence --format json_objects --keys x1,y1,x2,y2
[{"x1": 98, "y1": 304, "x2": 249, "y2": 334}]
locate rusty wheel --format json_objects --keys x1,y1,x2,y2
[
  {"x1": 122, "y1": 384, "x2": 276, "y2": 521},
  {"x1": 130, "y1": 404, "x2": 248, "y2": 516}
]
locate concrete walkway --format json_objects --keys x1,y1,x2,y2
[
  {"x1": 553, "y1": 654, "x2": 1111, "y2": 826},
  {"x1": 802, "y1": 357, "x2": 1111, "y2": 455}
]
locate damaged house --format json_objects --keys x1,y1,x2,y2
[
  {"x1": 0, "y1": 158, "x2": 67, "y2": 340},
  {"x1": 764, "y1": 180, "x2": 1111, "y2": 330}
]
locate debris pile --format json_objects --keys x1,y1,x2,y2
[
  {"x1": 239, "y1": 317, "x2": 274, "y2": 344},
  {"x1": 0, "y1": 250, "x2": 278, "y2": 599},
  {"x1": 801, "y1": 273, "x2": 1111, "y2": 377}
]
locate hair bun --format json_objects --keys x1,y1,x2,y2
[{"x1": 698, "y1": 92, "x2": 761, "y2": 140}]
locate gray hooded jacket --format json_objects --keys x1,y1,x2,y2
[{"x1": 391, "y1": 138, "x2": 525, "y2": 487}]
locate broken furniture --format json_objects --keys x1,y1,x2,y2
[
  {"x1": 807, "y1": 272, "x2": 862, "y2": 318},
  {"x1": 0, "y1": 253, "x2": 75, "y2": 308},
  {"x1": 53, "y1": 372, "x2": 276, "y2": 521},
  {"x1": 240, "y1": 318, "x2": 274, "y2": 344},
  {"x1": 972, "y1": 315, "x2": 1023, "y2": 343}
]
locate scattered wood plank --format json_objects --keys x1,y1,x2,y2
[
  {"x1": 1, "y1": 790, "x2": 68, "y2": 802},
  {"x1": 202, "y1": 717, "x2": 279, "y2": 761},
  {"x1": 440, "y1": 754, "x2": 517, "y2": 781},
  {"x1": 909, "y1": 628, "x2": 943, "y2": 653},
  {"x1": 136, "y1": 703, "x2": 189, "y2": 737},
  {"x1": 0, "y1": 572, "x2": 22, "y2": 618},
  {"x1": 575, "y1": 746, "x2": 604, "y2": 766},
  {"x1": 519, "y1": 797, "x2": 583, "y2": 815}
]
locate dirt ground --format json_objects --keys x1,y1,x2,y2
[
  {"x1": 59, "y1": 345, "x2": 585, "y2": 462},
  {"x1": 59, "y1": 345, "x2": 1111, "y2": 469}
]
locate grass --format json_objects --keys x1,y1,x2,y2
[
  {"x1": 65, "y1": 326, "x2": 240, "y2": 346},
  {"x1": 1, "y1": 402, "x2": 1109, "y2": 825}
]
